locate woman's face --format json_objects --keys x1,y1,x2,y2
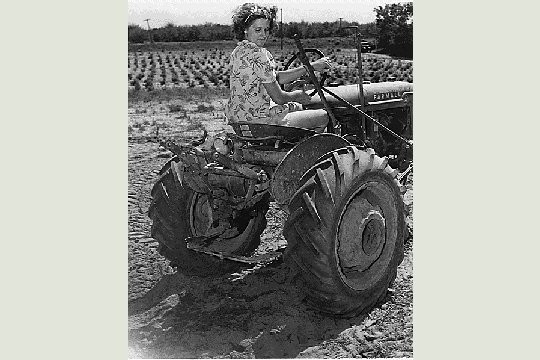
[{"x1": 245, "y1": 18, "x2": 270, "y2": 47}]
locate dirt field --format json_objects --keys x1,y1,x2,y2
[{"x1": 128, "y1": 89, "x2": 413, "y2": 358}]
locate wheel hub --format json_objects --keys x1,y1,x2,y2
[
  {"x1": 190, "y1": 193, "x2": 214, "y2": 236},
  {"x1": 338, "y1": 202, "x2": 386, "y2": 272},
  {"x1": 361, "y1": 212, "x2": 385, "y2": 257},
  {"x1": 188, "y1": 192, "x2": 263, "y2": 254},
  {"x1": 336, "y1": 181, "x2": 398, "y2": 291}
]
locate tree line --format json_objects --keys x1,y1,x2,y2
[
  {"x1": 129, "y1": 3, "x2": 412, "y2": 56},
  {"x1": 128, "y1": 21, "x2": 377, "y2": 43}
]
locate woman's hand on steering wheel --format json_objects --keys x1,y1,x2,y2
[
  {"x1": 310, "y1": 56, "x2": 332, "y2": 72},
  {"x1": 282, "y1": 49, "x2": 331, "y2": 96}
]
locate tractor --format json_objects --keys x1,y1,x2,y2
[{"x1": 148, "y1": 33, "x2": 413, "y2": 317}]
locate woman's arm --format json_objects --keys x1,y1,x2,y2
[
  {"x1": 276, "y1": 67, "x2": 306, "y2": 85},
  {"x1": 263, "y1": 80, "x2": 311, "y2": 105}
]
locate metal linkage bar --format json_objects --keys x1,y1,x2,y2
[{"x1": 292, "y1": 34, "x2": 340, "y2": 133}]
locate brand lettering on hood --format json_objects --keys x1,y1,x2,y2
[{"x1": 373, "y1": 91, "x2": 401, "y2": 101}]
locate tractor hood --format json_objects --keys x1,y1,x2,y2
[{"x1": 306, "y1": 81, "x2": 413, "y2": 108}]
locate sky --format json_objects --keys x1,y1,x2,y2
[{"x1": 128, "y1": 0, "x2": 412, "y2": 28}]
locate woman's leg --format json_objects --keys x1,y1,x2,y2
[{"x1": 283, "y1": 108, "x2": 329, "y2": 133}]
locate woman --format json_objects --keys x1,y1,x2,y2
[{"x1": 225, "y1": 3, "x2": 332, "y2": 132}]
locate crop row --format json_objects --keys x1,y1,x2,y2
[{"x1": 128, "y1": 48, "x2": 412, "y2": 91}]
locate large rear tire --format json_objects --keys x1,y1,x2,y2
[
  {"x1": 148, "y1": 157, "x2": 269, "y2": 276},
  {"x1": 283, "y1": 146, "x2": 405, "y2": 317}
]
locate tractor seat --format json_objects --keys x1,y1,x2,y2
[{"x1": 230, "y1": 122, "x2": 316, "y2": 144}]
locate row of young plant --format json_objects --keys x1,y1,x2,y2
[{"x1": 128, "y1": 48, "x2": 412, "y2": 91}]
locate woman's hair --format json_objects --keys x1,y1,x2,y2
[{"x1": 232, "y1": 3, "x2": 278, "y2": 40}]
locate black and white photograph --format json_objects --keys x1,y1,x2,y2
[
  {"x1": 128, "y1": 0, "x2": 413, "y2": 358},
  {"x1": 5, "y1": 1, "x2": 540, "y2": 359}
]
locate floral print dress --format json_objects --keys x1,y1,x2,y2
[{"x1": 225, "y1": 40, "x2": 293, "y2": 124}]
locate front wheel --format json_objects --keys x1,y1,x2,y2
[{"x1": 283, "y1": 146, "x2": 405, "y2": 317}]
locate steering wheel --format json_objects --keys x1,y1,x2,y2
[{"x1": 281, "y1": 48, "x2": 329, "y2": 96}]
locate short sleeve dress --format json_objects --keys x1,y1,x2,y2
[{"x1": 225, "y1": 40, "x2": 292, "y2": 124}]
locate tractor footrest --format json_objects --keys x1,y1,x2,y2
[{"x1": 185, "y1": 236, "x2": 283, "y2": 265}]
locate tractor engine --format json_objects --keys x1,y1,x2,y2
[{"x1": 304, "y1": 81, "x2": 413, "y2": 169}]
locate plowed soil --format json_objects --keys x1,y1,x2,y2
[{"x1": 128, "y1": 89, "x2": 413, "y2": 358}]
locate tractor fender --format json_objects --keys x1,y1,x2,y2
[{"x1": 270, "y1": 133, "x2": 350, "y2": 207}]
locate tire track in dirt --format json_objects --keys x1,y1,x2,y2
[{"x1": 127, "y1": 244, "x2": 413, "y2": 358}]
